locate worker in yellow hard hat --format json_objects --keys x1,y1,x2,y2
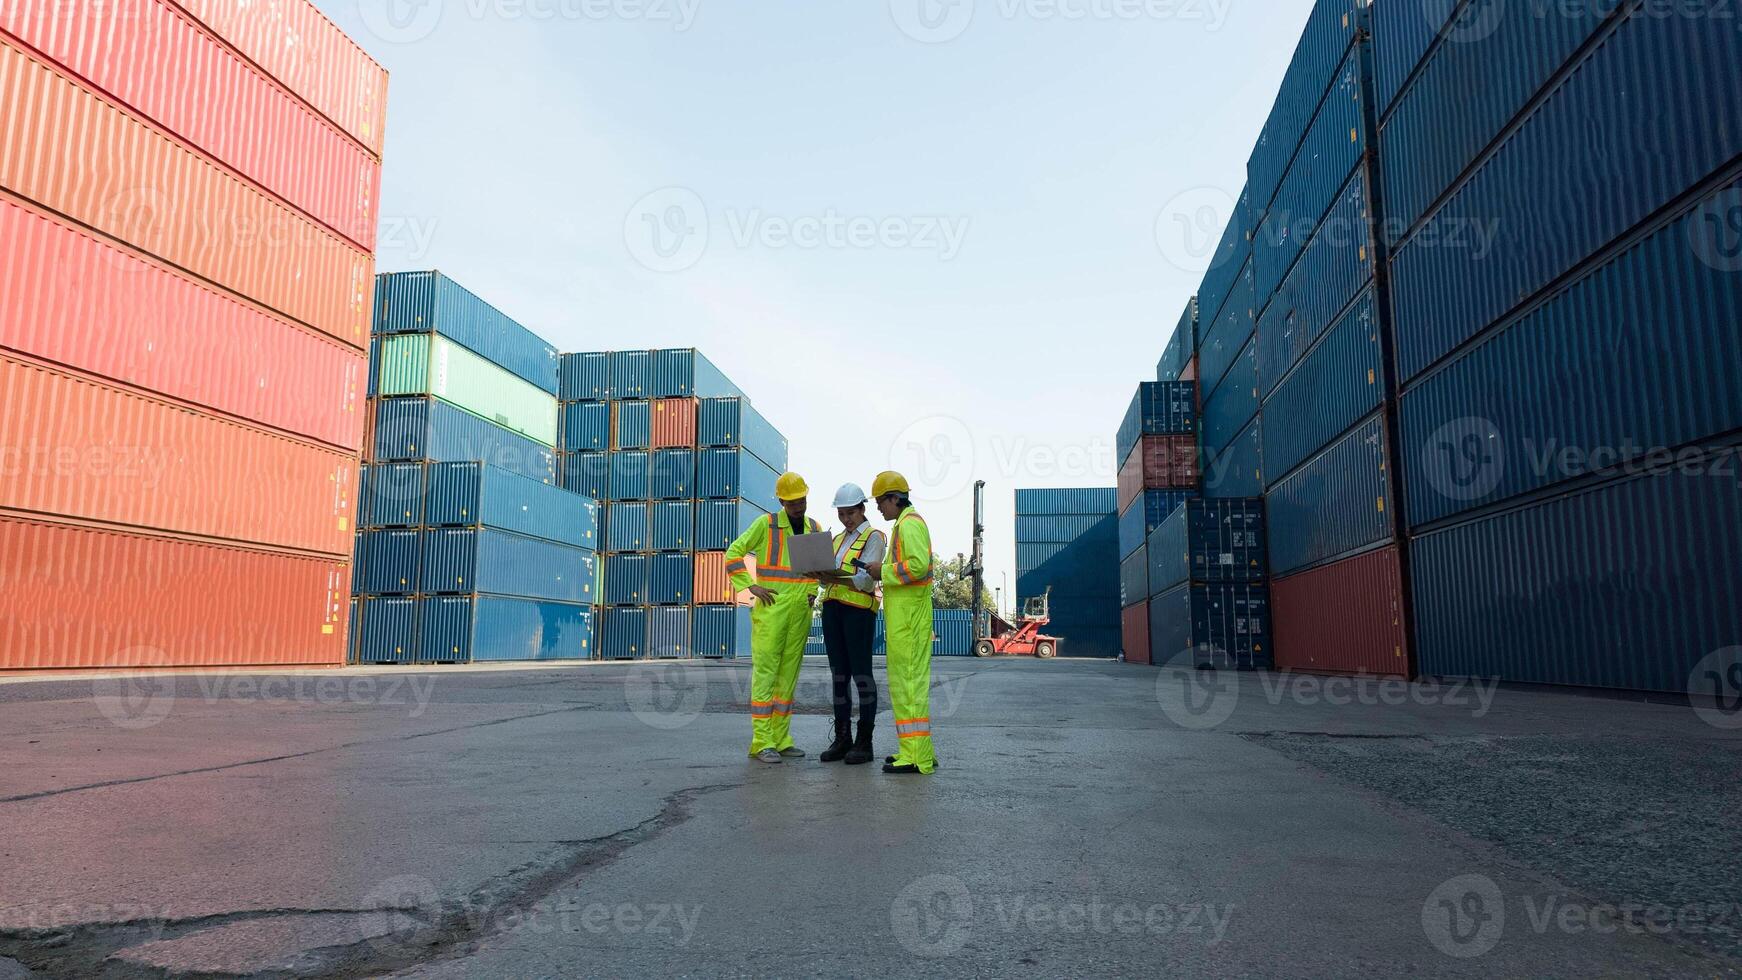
[
  {"x1": 863, "y1": 470, "x2": 937, "y2": 775},
  {"x1": 725, "y1": 471, "x2": 823, "y2": 763}
]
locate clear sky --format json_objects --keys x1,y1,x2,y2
[{"x1": 322, "y1": 0, "x2": 1318, "y2": 610}]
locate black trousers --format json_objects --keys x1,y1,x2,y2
[{"x1": 821, "y1": 600, "x2": 878, "y2": 728}]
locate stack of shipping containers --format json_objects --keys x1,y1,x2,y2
[
  {"x1": 1125, "y1": 0, "x2": 1740, "y2": 695},
  {"x1": 1380, "y1": 3, "x2": 1742, "y2": 691},
  {"x1": 1015, "y1": 489, "x2": 1121, "y2": 658},
  {"x1": 559, "y1": 350, "x2": 788, "y2": 660},
  {"x1": 1114, "y1": 381, "x2": 1199, "y2": 660},
  {"x1": 1144, "y1": 500, "x2": 1271, "y2": 670},
  {"x1": 354, "y1": 272, "x2": 601, "y2": 663},
  {"x1": 0, "y1": 2, "x2": 386, "y2": 668}
]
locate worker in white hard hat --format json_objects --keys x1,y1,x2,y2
[{"x1": 812, "y1": 483, "x2": 886, "y2": 765}]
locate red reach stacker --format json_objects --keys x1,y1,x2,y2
[{"x1": 968, "y1": 481, "x2": 1063, "y2": 658}]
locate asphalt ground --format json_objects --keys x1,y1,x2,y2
[{"x1": 0, "y1": 657, "x2": 1738, "y2": 978}]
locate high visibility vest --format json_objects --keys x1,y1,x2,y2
[
  {"x1": 824, "y1": 525, "x2": 884, "y2": 610},
  {"x1": 885, "y1": 507, "x2": 934, "y2": 590},
  {"x1": 725, "y1": 511, "x2": 822, "y2": 589}
]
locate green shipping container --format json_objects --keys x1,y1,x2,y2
[{"x1": 376, "y1": 334, "x2": 560, "y2": 447}]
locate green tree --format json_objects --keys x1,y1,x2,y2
[{"x1": 931, "y1": 553, "x2": 996, "y2": 612}]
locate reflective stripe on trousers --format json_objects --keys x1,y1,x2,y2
[
  {"x1": 747, "y1": 586, "x2": 810, "y2": 755},
  {"x1": 883, "y1": 585, "x2": 936, "y2": 773}
]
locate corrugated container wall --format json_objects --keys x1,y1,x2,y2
[
  {"x1": 374, "y1": 397, "x2": 557, "y2": 485},
  {"x1": 1272, "y1": 545, "x2": 1408, "y2": 677}
]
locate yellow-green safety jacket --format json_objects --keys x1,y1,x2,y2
[
  {"x1": 726, "y1": 510, "x2": 824, "y2": 593},
  {"x1": 881, "y1": 506, "x2": 934, "y2": 592}
]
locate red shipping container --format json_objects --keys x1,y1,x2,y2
[
  {"x1": 1272, "y1": 545, "x2": 1411, "y2": 678},
  {"x1": 2, "y1": 0, "x2": 382, "y2": 251},
  {"x1": 0, "y1": 198, "x2": 365, "y2": 451},
  {"x1": 0, "y1": 353, "x2": 356, "y2": 556},
  {"x1": 650, "y1": 397, "x2": 699, "y2": 448},
  {"x1": 693, "y1": 551, "x2": 736, "y2": 605},
  {"x1": 0, "y1": 40, "x2": 373, "y2": 350},
  {"x1": 168, "y1": 0, "x2": 388, "y2": 158},
  {"x1": 1122, "y1": 602, "x2": 1150, "y2": 665},
  {"x1": 1117, "y1": 434, "x2": 1199, "y2": 513},
  {"x1": 0, "y1": 514, "x2": 349, "y2": 669}
]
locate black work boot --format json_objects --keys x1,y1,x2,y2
[
  {"x1": 819, "y1": 720, "x2": 852, "y2": 763},
  {"x1": 844, "y1": 721, "x2": 874, "y2": 765}
]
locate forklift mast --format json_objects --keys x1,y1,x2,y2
[{"x1": 970, "y1": 480, "x2": 986, "y2": 641}]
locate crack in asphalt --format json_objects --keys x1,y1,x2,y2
[
  {"x1": 0, "y1": 781, "x2": 741, "y2": 979},
  {"x1": 0, "y1": 708, "x2": 592, "y2": 806}
]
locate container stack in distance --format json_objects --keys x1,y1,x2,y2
[
  {"x1": 1113, "y1": 377, "x2": 1201, "y2": 662},
  {"x1": 1014, "y1": 489, "x2": 1121, "y2": 658},
  {"x1": 1137, "y1": 0, "x2": 1742, "y2": 693},
  {"x1": 559, "y1": 349, "x2": 789, "y2": 660},
  {"x1": 0, "y1": 3, "x2": 386, "y2": 669},
  {"x1": 1142, "y1": 500, "x2": 1270, "y2": 670},
  {"x1": 354, "y1": 271, "x2": 601, "y2": 663},
  {"x1": 805, "y1": 609, "x2": 977, "y2": 658}
]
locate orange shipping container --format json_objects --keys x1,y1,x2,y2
[
  {"x1": 1122, "y1": 602, "x2": 1150, "y2": 665},
  {"x1": 1, "y1": 0, "x2": 382, "y2": 251},
  {"x1": 0, "y1": 197, "x2": 365, "y2": 451},
  {"x1": 0, "y1": 38, "x2": 373, "y2": 350},
  {"x1": 650, "y1": 397, "x2": 699, "y2": 448},
  {"x1": 694, "y1": 551, "x2": 734, "y2": 604},
  {"x1": 168, "y1": 0, "x2": 388, "y2": 158},
  {"x1": 1117, "y1": 434, "x2": 1199, "y2": 513},
  {"x1": 0, "y1": 352, "x2": 356, "y2": 556},
  {"x1": 0, "y1": 514, "x2": 349, "y2": 670}
]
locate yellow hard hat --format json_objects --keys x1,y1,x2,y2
[
  {"x1": 775, "y1": 472, "x2": 809, "y2": 501},
  {"x1": 872, "y1": 471, "x2": 911, "y2": 499}
]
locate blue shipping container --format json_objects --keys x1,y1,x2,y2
[
  {"x1": 1201, "y1": 334, "x2": 1260, "y2": 455},
  {"x1": 424, "y1": 461, "x2": 598, "y2": 549},
  {"x1": 559, "y1": 351, "x2": 611, "y2": 401},
  {"x1": 1117, "y1": 382, "x2": 1198, "y2": 466},
  {"x1": 698, "y1": 447, "x2": 780, "y2": 507},
  {"x1": 693, "y1": 605, "x2": 752, "y2": 659},
  {"x1": 651, "y1": 448, "x2": 696, "y2": 499},
  {"x1": 1411, "y1": 466, "x2": 1742, "y2": 693},
  {"x1": 372, "y1": 396, "x2": 557, "y2": 485},
  {"x1": 560, "y1": 451, "x2": 608, "y2": 500},
  {"x1": 1264, "y1": 412, "x2": 1392, "y2": 575},
  {"x1": 1196, "y1": 258, "x2": 1256, "y2": 398},
  {"x1": 1148, "y1": 583, "x2": 1273, "y2": 671},
  {"x1": 1380, "y1": 2, "x2": 1613, "y2": 237},
  {"x1": 649, "y1": 348, "x2": 744, "y2": 399},
  {"x1": 1253, "y1": 46, "x2": 1366, "y2": 303},
  {"x1": 607, "y1": 502, "x2": 650, "y2": 552},
  {"x1": 650, "y1": 553, "x2": 694, "y2": 605},
  {"x1": 362, "y1": 462, "x2": 426, "y2": 528},
  {"x1": 1145, "y1": 498, "x2": 1268, "y2": 594},
  {"x1": 419, "y1": 528, "x2": 597, "y2": 602},
  {"x1": 604, "y1": 553, "x2": 650, "y2": 606},
  {"x1": 1389, "y1": 11, "x2": 1742, "y2": 382},
  {"x1": 609, "y1": 450, "x2": 651, "y2": 502},
  {"x1": 1120, "y1": 545, "x2": 1148, "y2": 609},
  {"x1": 1255, "y1": 168, "x2": 1374, "y2": 397},
  {"x1": 420, "y1": 595, "x2": 594, "y2": 663},
  {"x1": 1013, "y1": 488, "x2": 1117, "y2": 516},
  {"x1": 602, "y1": 607, "x2": 649, "y2": 660},
  {"x1": 357, "y1": 529, "x2": 421, "y2": 595},
  {"x1": 1370, "y1": 0, "x2": 1448, "y2": 117},
  {"x1": 612, "y1": 400, "x2": 652, "y2": 451},
  {"x1": 1016, "y1": 539, "x2": 1118, "y2": 599},
  {"x1": 649, "y1": 606, "x2": 694, "y2": 658},
  {"x1": 561, "y1": 401, "x2": 610, "y2": 452},
  {"x1": 697, "y1": 397, "x2": 789, "y2": 472},
  {"x1": 610, "y1": 350, "x2": 651, "y2": 399},
  {"x1": 1246, "y1": 0, "x2": 1363, "y2": 214},
  {"x1": 356, "y1": 597, "x2": 420, "y2": 664},
  {"x1": 1192, "y1": 185, "x2": 1253, "y2": 334},
  {"x1": 652, "y1": 499, "x2": 694, "y2": 552},
  {"x1": 373, "y1": 271, "x2": 559, "y2": 395},
  {"x1": 1261, "y1": 289, "x2": 1382, "y2": 484},
  {"x1": 1400, "y1": 178, "x2": 1742, "y2": 529},
  {"x1": 1205, "y1": 417, "x2": 1265, "y2": 499},
  {"x1": 695, "y1": 499, "x2": 770, "y2": 551},
  {"x1": 1118, "y1": 490, "x2": 1197, "y2": 559},
  {"x1": 1155, "y1": 299, "x2": 1198, "y2": 384},
  {"x1": 1014, "y1": 514, "x2": 1114, "y2": 543}
]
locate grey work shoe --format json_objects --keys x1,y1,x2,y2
[
  {"x1": 755, "y1": 749, "x2": 784, "y2": 764},
  {"x1": 778, "y1": 747, "x2": 807, "y2": 759}
]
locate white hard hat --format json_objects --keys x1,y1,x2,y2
[{"x1": 832, "y1": 483, "x2": 869, "y2": 508}]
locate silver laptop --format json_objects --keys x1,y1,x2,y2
[{"x1": 787, "y1": 532, "x2": 841, "y2": 575}]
